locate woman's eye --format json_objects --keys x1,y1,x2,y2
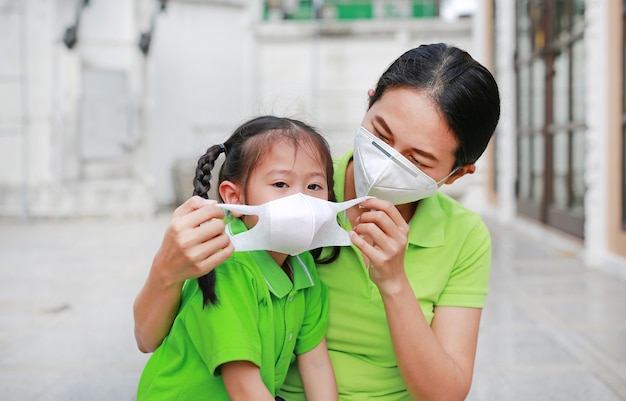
[
  {"x1": 409, "y1": 156, "x2": 426, "y2": 168},
  {"x1": 373, "y1": 129, "x2": 390, "y2": 143}
]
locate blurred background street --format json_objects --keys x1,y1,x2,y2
[{"x1": 1, "y1": 213, "x2": 625, "y2": 401}]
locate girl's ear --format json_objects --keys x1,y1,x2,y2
[
  {"x1": 444, "y1": 164, "x2": 475, "y2": 185},
  {"x1": 219, "y1": 181, "x2": 244, "y2": 217}
]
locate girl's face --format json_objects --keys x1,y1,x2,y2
[
  {"x1": 361, "y1": 87, "x2": 460, "y2": 182},
  {"x1": 239, "y1": 139, "x2": 329, "y2": 228}
]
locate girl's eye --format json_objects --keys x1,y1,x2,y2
[
  {"x1": 308, "y1": 183, "x2": 323, "y2": 191},
  {"x1": 274, "y1": 181, "x2": 288, "y2": 188}
]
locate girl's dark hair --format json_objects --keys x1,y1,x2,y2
[
  {"x1": 193, "y1": 115, "x2": 338, "y2": 307},
  {"x1": 369, "y1": 43, "x2": 501, "y2": 168}
]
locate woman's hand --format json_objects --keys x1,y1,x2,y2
[
  {"x1": 153, "y1": 196, "x2": 234, "y2": 287},
  {"x1": 134, "y1": 196, "x2": 234, "y2": 352},
  {"x1": 351, "y1": 198, "x2": 481, "y2": 401},
  {"x1": 349, "y1": 198, "x2": 409, "y2": 293}
]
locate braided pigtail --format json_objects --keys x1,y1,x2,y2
[{"x1": 194, "y1": 143, "x2": 227, "y2": 307}]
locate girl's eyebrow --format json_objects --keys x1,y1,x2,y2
[
  {"x1": 374, "y1": 115, "x2": 440, "y2": 162},
  {"x1": 266, "y1": 169, "x2": 326, "y2": 180}
]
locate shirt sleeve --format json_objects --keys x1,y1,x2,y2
[
  {"x1": 436, "y1": 217, "x2": 492, "y2": 308},
  {"x1": 294, "y1": 260, "x2": 330, "y2": 355},
  {"x1": 181, "y1": 262, "x2": 264, "y2": 376}
]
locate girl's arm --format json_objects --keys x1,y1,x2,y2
[
  {"x1": 133, "y1": 196, "x2": 234, "y2": 352},
  {"x1": 297, "y1": 339, "x2": 338, "y2": 401},
  {"x1": 221, "y1": 361, "x2": 276, "y2": 401},
  {"x1": 350, "y1": 198, "x2": 482, "y2": 401}
]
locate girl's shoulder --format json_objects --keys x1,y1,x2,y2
[{"x1": 214, "y1": 251, "x2": 266, "y2": 282}]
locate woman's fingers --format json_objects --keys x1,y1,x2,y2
[
  {"x1": 195, "y1": 238, "x2": 234, "y2": 274},
  {"x1": 158, "y1": 196, "x2": 233, "y2": 281},
  {"x1": 358, "y1": 198, "x2": 409, "y2": 237},
  {"x1": 350, "y1": 198, "x2": 409, "y2": 287},
  {"x1": 172, "y1": 195, "x2": 215, "y2": 217},
  {"x1": 173, "y1": 196, "x2": 225, "y2": 230},
  {"x1": 353, "y1": 200, "x2": 408, "y2": 253}
]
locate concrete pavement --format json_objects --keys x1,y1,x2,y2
[{"x1": 0, "y1": 215, "x2": 167, "y2": 401}]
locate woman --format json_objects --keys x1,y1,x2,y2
[{"x1": 133, "y1": 43, "x2": 500, "y2": 401}]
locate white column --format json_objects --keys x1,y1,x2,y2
[
  {"x1": 583, "y1": 0, "x2": 610, "y2": 266},
  {"x1": 494, "y1": 0, "x2": 517, "y2": 224}
]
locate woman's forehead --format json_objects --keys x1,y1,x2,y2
[{"x1": 365, "y1": 88, "x2": 456, "y2": 147}]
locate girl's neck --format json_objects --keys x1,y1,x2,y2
[{"x1": 268, "y1": 251, "x2": 293, "y2": 281}]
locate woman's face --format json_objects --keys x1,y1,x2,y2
[{"x1": 361, "y1": 87, "x2": 459, "y2": 182}]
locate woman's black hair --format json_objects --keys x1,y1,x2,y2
[
  {"x1": 193, "y1": 115, "x2": 338, "y2": 307},
  {"x1": 369, "y1": 43, "x2": 501, "y2": 168}
]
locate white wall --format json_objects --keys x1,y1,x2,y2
[
  {"x1": 146, "y1": 1, "x2": 252, "y2": 206},
  {"x1": 0, "y1": 0, "x2": 156, "y2": 218},
  {"x1": 254, "y1": 19, "x2": 474, "y2": 157},
  {"x1": 0, "y1": 1, "x2": 481, "y2": 216}
]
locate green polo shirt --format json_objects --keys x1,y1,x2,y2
[
  {"x1": 138, "y1": 218, "x2": 329, "y2": 401},
  {"x1": 279, "y1": 150, "x2": 491, "y2": 401}
]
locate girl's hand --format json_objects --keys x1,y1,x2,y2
[
  {"x1": 153, "y1": 196, "x2": 234, "y2": 287},
  {"x1": 349, "y1": 198, "x2": 409, "y2": 294}
]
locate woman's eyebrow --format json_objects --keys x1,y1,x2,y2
[
  {"x1": 374, "y1": 115, "x2": 393, "y2": 135},
  {"x1": 413, "y1": 148, "x2": 439, "y2": 162}
]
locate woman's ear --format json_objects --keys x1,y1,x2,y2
[
  {"x1": 444, "y1": 164, "x2": 475, "y2": 185},
  {"x1": 219, "y1": 181, "x2": 244, "y2": 217}
]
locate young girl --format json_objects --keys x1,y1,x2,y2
[{"x1": 136, "y1": 115, "x2": 338, "y2": 401}]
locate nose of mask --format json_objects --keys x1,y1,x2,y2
[{"x1": 353, "y1": 126, "x2": 440, "y2": 204}]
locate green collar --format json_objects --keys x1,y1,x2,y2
[
  {"x1": 333, "y1": 149, "x2": 353, "y2": 203},
  {"x1": 407, "y1": 194, "x2": 445, "y2": 248},
  {"x1": 227, "y1": 218, "x2": 316, "y2": 299}
]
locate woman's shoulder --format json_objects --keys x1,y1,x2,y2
[
  {"x1": 409, "y1": 192, "x2": 489, "y2": 246},
  {"x1": 433, "y1": 192, "x2": 487, "y2": 225}
]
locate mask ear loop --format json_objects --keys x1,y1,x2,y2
[{"x1": 436, "y1": 167, "x2": 460, "y2": 186}]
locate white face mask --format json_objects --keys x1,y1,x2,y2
[
  {"x1": 218, "y1": 193, "x2": 371, "y2": 255},
  {"x1": 353, "y1": 126, "x2": 457, "y2": 205}
]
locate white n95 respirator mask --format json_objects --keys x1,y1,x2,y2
[
  {"x1": 218, "y1": 193, "x2": 370, "y2": 255},
  {"x1": 353, "y1": 126, "x2": 456, "y2": 205}
]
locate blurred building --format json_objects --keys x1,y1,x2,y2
[
  {"x1": 0, "y1": 0, "x2": 472, "y2": 216},
  {"x1": 1, "y1": 0, "x2": 625, "y2": 276},
  {"x1": 481, "y1": 0, "x2": 626, "y2": 275}
]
